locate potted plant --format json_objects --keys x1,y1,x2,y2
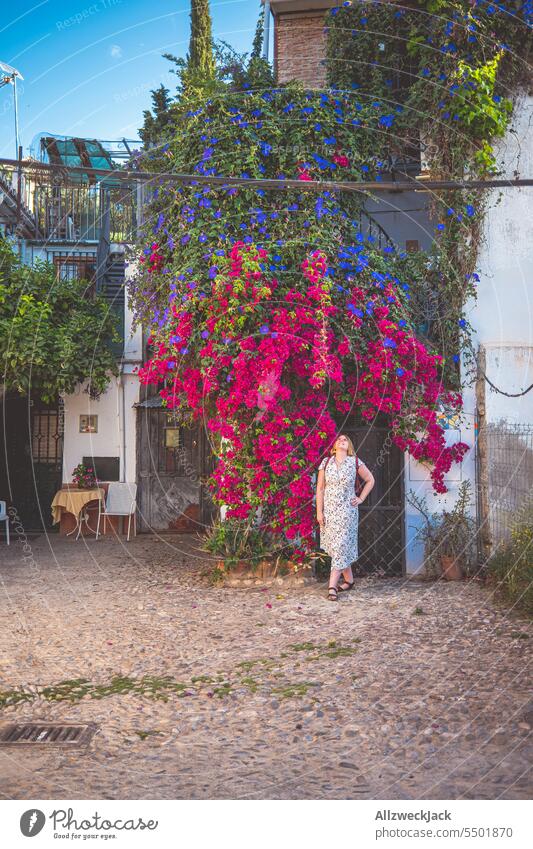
[
  {"x1": 408, "y1": 481, "x2": 477, "y2": 580},
  {"x1": 72, "y1": 463, "x2": 98, "y2": 490},
  {"x1": 202, "y1": 518, "x2": 269, "y2": 574}
]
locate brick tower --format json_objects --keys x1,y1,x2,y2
[{"x1": 265, "y1": 0, "x2": 337, "y2": 88}]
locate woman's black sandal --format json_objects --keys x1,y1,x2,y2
[
  {"x1": 338, "y1": 580, "x2": 355, "y2": 592},
  {"x1": 327, "y1": 587, "x2": 338, "y2": 601}
]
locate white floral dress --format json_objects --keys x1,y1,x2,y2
[{"x1": 318, "y1": 454, "x2": 363, "y2": 572}]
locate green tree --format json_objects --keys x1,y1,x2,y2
[
  {"x1": 250, "y1": 2, "x2": 264, "y2": 60},
  {"x1": 0, "y1": 238, "x2": 119, "y2": 402},
  {"x1": 187, "y1": 0, "x2": 215, "y2": 78},
  {"x1": 139, "y1": 84, "x2": 173, "y2": 148}
]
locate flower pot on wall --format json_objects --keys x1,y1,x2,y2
[{"x1": 441, "y1": 555, "x2": 463, "y2": 581}]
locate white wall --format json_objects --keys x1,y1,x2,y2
[
  {"x1": 404, "y1": 93, "x2": 533, "y2": 574},
  {"x1": 464, "y1": 93, "x2": 533, "y2": 426},
  {"x1": 61, "y1": 259, "x2": 143, "y2": 484}
]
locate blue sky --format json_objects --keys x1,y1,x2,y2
[{"x1": 0, "y1": 0, "x2": 263, "y2": 158}]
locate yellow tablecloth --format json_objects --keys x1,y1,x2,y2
[{"x1": 51, "y1": 488, "x2": 105, "y2": 525}]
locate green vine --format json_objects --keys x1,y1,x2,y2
[{"x1": 325, "y1": 0, "x2": 532, "y2": 385}]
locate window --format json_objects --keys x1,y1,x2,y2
[
  {"x1": 79, "y1": 415, "x2": 98, "y2": 434},
  {"x1": 82, "y1": 456, "x2": 120, "y2": 482},
  {"x1": 53, "y1": 254, "x2": 96, "y2": 282}
]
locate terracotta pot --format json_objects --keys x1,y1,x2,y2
[
  {"x1": 231, "y1": 561, "x2": 250, "y2": 575},
  {"x1": 258, "y1": 559, "x2": 275, "y2": 579},
  {"x1": 441, "y1": 555, "x2": 463, "y2": 581}
]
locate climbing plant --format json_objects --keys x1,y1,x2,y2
[
  {"x1": 131, "y1": 0, "x2": 531, "y2": 558},
  {"x1": 0, "y1": 238, "x2": 119, "y2": 402},
  {"x1": 325, "y1": 0, "x2": 532, "y2": 374}
]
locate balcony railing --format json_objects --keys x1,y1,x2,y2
[{"x1": 0, "y1": 161, "x2": 138, "y2": 244}]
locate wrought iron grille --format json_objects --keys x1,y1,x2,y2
[
  {"x1": 51, "y1": 251, "x2": 97, "y2": 282},
  {"x1": 31, "y1": 404, "x2": 63, "y2": 467}
]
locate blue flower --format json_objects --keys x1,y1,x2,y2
[
  {"x1": 458, "y1": 318, "x2": 466, "y2": 328},
  {"x1": 201, "y1": 330, "x2": 209, "y2": 339},
  {"x1": 313, "y1": 152, "x2": 334, "y2": 170},
  {"x1": 383, "y1": 338, "x2": 396, "y2": 348},
  {"x1": 260, "y1": 324, "x2": 269, "y2": 334},
  {"x1": 396, "y1": 368, "x2": 404, "y2": 376},
  {"x1": 466, "y1": 204, "x2": 475, "y2": 216}
]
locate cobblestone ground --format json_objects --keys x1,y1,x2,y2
[{"x1": 0, "y1": 534, "x2": 531, "y2": 800}]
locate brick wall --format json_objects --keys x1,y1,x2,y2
[
  {"x1": 271, "y1": 1, "x2": 398, "y2": 88},
  {"x1": 274, "y1": 11, "x2": 329, "y2": 88}
]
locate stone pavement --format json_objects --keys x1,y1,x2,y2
[{"x1": 0, "y1": 534, "x2": 531, "y2": 800}]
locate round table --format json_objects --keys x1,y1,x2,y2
[{"x1": 51, "y1": 488, "x2": 105, "y2": 539}]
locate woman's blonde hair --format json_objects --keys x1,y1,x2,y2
[{"x1": 330, "y1": 433, "x2": 356, "y2": 456}]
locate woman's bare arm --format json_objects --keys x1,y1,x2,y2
[{"x1": 356, "y1": 462, "x2": 375, "y2": 504}]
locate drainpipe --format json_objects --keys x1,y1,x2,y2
[
  {"x1": 263, "y1": 1, "x2": 271, "y2": 61},
  {"x1": 476, "y1": 344, "x2": 491, "y2": 564},
  {"x1": 117, "y1": 364, "x2": 127, "y2": 483}
]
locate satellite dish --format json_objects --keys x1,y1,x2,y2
[{"x1": 0, "y1": 61, "x2": 24, "y2": 80}]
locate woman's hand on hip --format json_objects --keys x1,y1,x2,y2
[{"x1": 351, "y1": 496, "x2": 363, "y2": 506}]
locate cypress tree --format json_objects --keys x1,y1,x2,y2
[{"x1": 187, "y1": 0, "x2": 215, "y2": 78}]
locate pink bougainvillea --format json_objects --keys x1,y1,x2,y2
[{"x1": 139, "y1": 241, "x2": 469, "y2": 555}]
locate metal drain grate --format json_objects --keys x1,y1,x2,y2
[{"x1": 0, "y1": 722, "x2": 97, "y2": 747}]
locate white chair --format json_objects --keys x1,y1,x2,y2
[
  {"x1": 96, "y1": 483, "x2": 137, "y2": 541},
  {"x1": 0, "y1": 501, "x2": 9, "y2": 545}
]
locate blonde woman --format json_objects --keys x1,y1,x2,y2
[{"x1": 316, "y1": 434, "x2": 375, "y2": 601}]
